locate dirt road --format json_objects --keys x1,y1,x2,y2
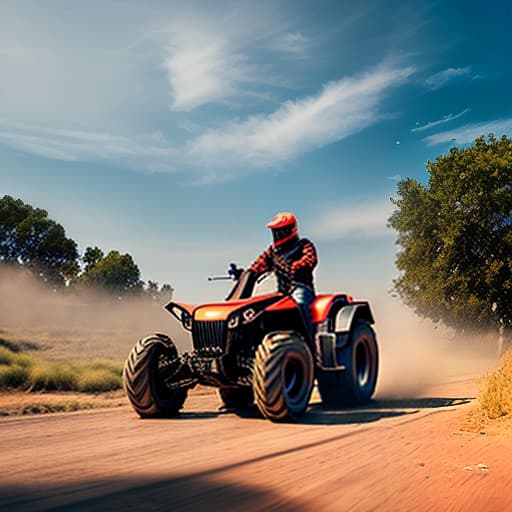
[{"x1": 1, "y1": 377, "x2": 511, "y2": 512}]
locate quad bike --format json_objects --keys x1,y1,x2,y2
[{"x1": 123, "y1": 265, "x2": 379, "y2": 422}]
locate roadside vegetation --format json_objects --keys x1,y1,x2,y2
[
  {"x1": 389, "y1": 134, "x2": 511, "y2": 346},
  {"x1": 0, "y1": 345, "x2": 122, "y2": 393},
  {"x1": 479, "y1": 348, "x2": 512, "y2": 420},
  {"x1": 389, "y1": 134, "x2": 512, "y2": 429}
]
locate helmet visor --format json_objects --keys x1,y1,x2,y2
[{"x1": 272, "y1": 225, "x2": 296, "y2": 244}]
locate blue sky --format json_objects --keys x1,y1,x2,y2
[{"x1": 1, "y1": 0, "x2": 511, "y2": 303}]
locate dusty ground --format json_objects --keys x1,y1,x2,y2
[
  {"x1": 1, "y1": 377, "x2": 512, "y2": 512},
  {"x1": 0, "y1": 390, "x2": 127, "y2": 416},
  {"x1": 2, "y1": 267, "x2": 510, "y2": 510},
  {"x1": 0, "y1": 386, "x2": 211, "y2": 416}
]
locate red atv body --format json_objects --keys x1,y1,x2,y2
[{"x1": 123, "y1": 269, "x2": 378, "y2": 422}]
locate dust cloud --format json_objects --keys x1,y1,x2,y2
[
  {"x1": 372, "y1": 295, "x2": 499, "y2": 399},
  {"x1": 0, "y1": 266, "x2": 499, "y2": 393},
  {"x1": 0, "y1": 265, "x2": 191, "y2": 360}
]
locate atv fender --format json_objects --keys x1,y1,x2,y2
[
  {"x1": 334, "y1": 302, "x2": 374, "y2": 331},
  {"x1": 316, "y1": 303, "x2": 374, "y2": 370}
]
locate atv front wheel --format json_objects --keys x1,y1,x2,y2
[
  {"x1": 218, "y1": 387, "x2": 254, "y2": 408},
  {"x1": 123, "y1": 334, "x2": 188, "y2": 418},
  {"x1": 253, "y1": 331, "x2": 314, "y2": 422},
  {"x1": 317, "y1": 320, "x2": 378, "y2": 406}
]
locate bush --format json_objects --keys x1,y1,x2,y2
[
  {"x1": 0, "y1": 364, "x2": 31, "y2": 388},
  {"x1": 76, "y1": 366, "x2": 121, "y2": 392},
  {"x1": 29, "y1": 362, "x2": 79, "y2": 391},
  {"x1": 0, "y1": 346, "x2": 34, "y2": 367},
  {"x1": 0, "y1": 346, "x2": 122, "y2": 392},
  {"x1": 0, "y1": 346, "x2": 18, "y2": 366},
  {"x1": 479, "y1": 349, "x2": 512, "y2": 419}
]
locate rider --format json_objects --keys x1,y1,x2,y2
[{"x1": 250, "y1": 212, "x2": 318, "y2": 338}]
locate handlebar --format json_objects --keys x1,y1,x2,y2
[{"x1": 208, "y1": 262, "x2": 244, "y2": 282}]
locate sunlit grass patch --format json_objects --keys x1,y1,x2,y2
[
  {"x1": 479, "y1": 348, "x2": 512, "y2": 419},
  {"x1": 0, "y1": 364, "x2": 31, "y2": 389},
  {"x1": 0, "y1": 346, "x2": 33, "y2": 367},
  {"x1": 29, "y1": 362, "x2": 79, "y2": 391},
  {"x1": 75, "y1": 362, "x2": 123, "y2": 392},
  {"x1": 0, "y1": 347, "x2": 33, "y2": 388},
  {"x1": 0, "y1": 346, "x2": 122, "y2": 393}
]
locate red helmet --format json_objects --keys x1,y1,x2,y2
[{"x1": 266, "y1": 212, "x2": 298, "y2": 246}]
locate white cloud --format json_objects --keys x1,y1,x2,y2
[
  {"x1": 0, "y1": 62, "x2": 415, "y2": 180},
  {"x1": 411, "y1": 108, "x2": 470, "y2": 132},
  {"x1": 308, "y1": 198, "x2": 395, "y2": 240},
  {"x1": 160, "y1": 5, "x2": 293, "y2": 111},
  {"x1": 423, "y1": 118, "x2": 512, "y2": 146},
  {"x1": 163, "y1": 34, "x2": 254, "y2": 111},
  {"x1": 424, "y1": 66, "x2": 472, "y2": 90},
  {"x1": 187, "y1": 64, "x2": 415, "y2": 169},
  {"x1": 272, "y1": 32, "x2": 309, "y2": 55},
  {"x1": 0, "y1": 123, "x2": 177, "y2": 171},
  {"x1": 0, "y1": 3, "x2": 419, "y2": 181}
]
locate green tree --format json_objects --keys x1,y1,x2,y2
[
  {"x1": 0, "y1": 195, "x2": 79, "y2": 284},
  {"x1": 83, "y1": 246, "x2": 104, "y2": 271},
  {"x1": 144, "y1": 281, "x2": 174, "y2": 302},
  {"x1": 78, "y1": 249, "x2": 143, "y2": 293},
  {"x1": 146, "y1": 280, "x2": 159, "y2": 299},
  {"x1": 389, "y1": 134, "x2": 512, "y2": 337},
  {"x1": 159, "y1": 283, "x2": 174, "y2": 302}
]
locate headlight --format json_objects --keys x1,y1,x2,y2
[
  {"x1": 228, "y1": 306, "x2": 263, "y2": 329},
  {"x1": 182, "y1": 312, "x2": 192, "y2": 330},
  {"x1": 243, "y1": 308, "x2": 256, "y2": 323},
  {"x1": 228, "y1": 315, "x2": 240, "y2": 329}
]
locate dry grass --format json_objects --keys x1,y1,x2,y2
[
  {"x1": 479, "y1": 348, "x2": 512, "y2": 420},
  {"x1": 0, "y1": 266, "x2": 193, "y2": 415},
  {"x1": 0, "y1": 326, "x2": 143, "y2": 362},
  {"x1": 0, "y1": 265, "x2": 191, "y2": 361},
  {"x1": 0, "y1": 346, "x2": 123, "y2": 392}
]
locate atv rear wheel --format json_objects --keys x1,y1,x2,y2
[
  {"x1": 253, "y1": 331, "x2": 314, "y2": 422},
  {"x1": 123, "y1": 334, "x2": 188, "y2": 418},
  {"x1": 218, "y1": 387, "x2": 254, "y2": 408},
  {"x1": 317, "y1": 320, "x2": 378, "y2": 406}
]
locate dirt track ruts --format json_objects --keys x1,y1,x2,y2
[{"x1": 1, "y1": 377, "x2": 511, "y2": 512}]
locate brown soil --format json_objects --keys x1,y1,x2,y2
[
  {"x1": 0, "y1": 390, "x2": 127, "y2": 416},
  {"x1": 1, "y1": 378, "x2": 512, "y2": 512},
  {"x1": 0, "y1": 385, "x2": 214, "y2": 416}
]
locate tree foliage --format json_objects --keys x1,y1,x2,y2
[
  {"x1": 1, "y1": 195, "x2": 175, "y2": 298},
  {"x1": 0, "y1": 195, "x2": 79, "y2": 284},
  {"x1": 146, "y1": 280, "x2": 174, "y2": 303},
  {"x1": 78, "y1": 250, "x2": 143, "y2": 293},
  {"x1": 389, "y1": 134, "x2": 512, "y2": 333},
  {"x1": 82, "y1": 246, "x2": 104, "y2": 271}
]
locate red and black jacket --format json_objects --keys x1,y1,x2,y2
[{"x1": 250, "y1": 237, "x2": 317, "y2": 295}]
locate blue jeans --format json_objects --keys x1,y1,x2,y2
[{"x1": 291, "y1": 285, "x2": 315, "y2": 339}]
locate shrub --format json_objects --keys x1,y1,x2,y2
[
  {"x1": 0, "y1": 347, "x2": 17, "y2": 366},
  {"x1": 0, "y1": 364, "x2": 31, "y2": 389},
  {"x1": 29, "y1": 362, "x2": 79, "y2": 391},
  {"x1": 0, "y1": 345, "x2": 123, "y2": 393},
  {"x1": 0, "y1": 346, "x2": 34, "y2": 367},
  {"x1": 76, "y1": 367, "x2": 122, "y2": 392},
  {"x1": 479, "y1": 349, "x2": 512, "y2": 419}
]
